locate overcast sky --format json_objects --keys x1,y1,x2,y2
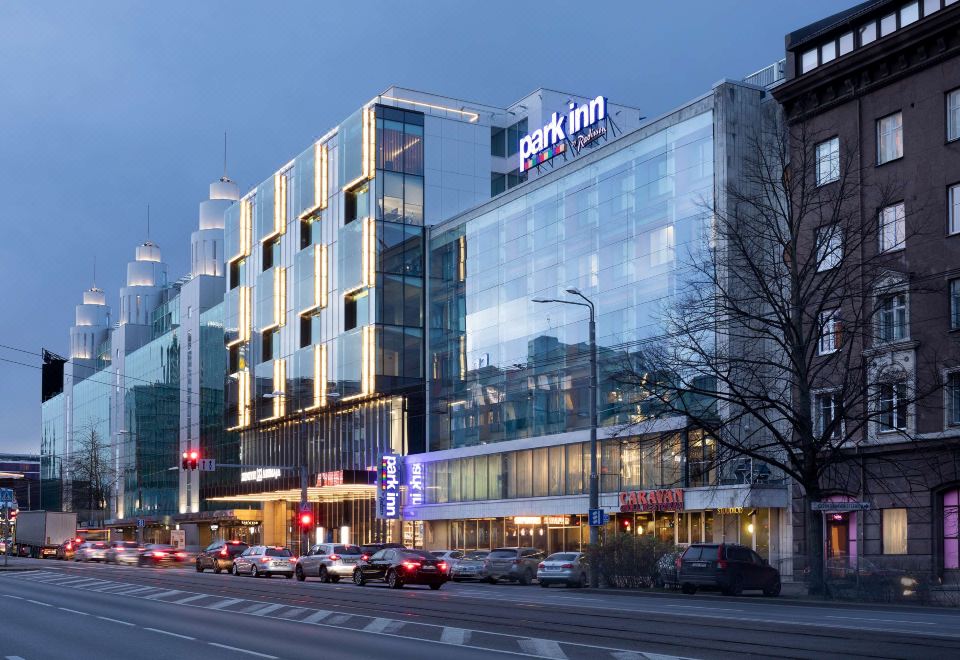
[{"x1": 0, "y1": 0, "x2": 845, "y2": 453}]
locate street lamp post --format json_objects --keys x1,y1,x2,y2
[{"x1": 533, "y1": 287, "x2": 599, "y2": 588}]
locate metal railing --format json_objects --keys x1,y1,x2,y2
[{"x1": 743, "y1": 59, "x2": 786, "y2": 89}]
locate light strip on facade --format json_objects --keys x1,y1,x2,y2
[
  {"x1": 227, "y1": 286, "x2": 251, "y2": 347},
  {"x1": 458, "y1": 235, "x2": 466, "y2": 282},
  {"x1": 312, "y1": 343, "x2": 327, "y2": 408},
  {"x1": 231, "y1": 199, "x2": 253, "y2": 263},
  {"x1": 232, "y1": 369, "x2": 251, "y2": 429},
  {"x1": 272, "y1": 358, "x2": 286, "y2": 418},
  {"x1": 264, "y1": 172, "x2": 287, "y2": 242},
  {"x1": 298, "y1": 143, "x2": 329, "y2": 220},
  {"x1": 273, "y1": 267, "x2": 286, "y2": 328},
  {"x1": 360, "y1": 217, "x2": 376, "y2": 288},
  {"x1": 378, "y1": 95, "x2": 480, "y2": 123},
  {"x1": 342, "y1": 107, "x2": 377, "y2": 191}
]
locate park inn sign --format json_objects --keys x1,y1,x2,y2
[{"x1": 519, "y1": 95, "x2": 608, "y2": 172}]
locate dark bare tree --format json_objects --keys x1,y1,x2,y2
[
  {"x1": 68, "y1": 421, "x2": 119, "y2": 526},
  {"x1": 613, "y1": 111, "x2": 939, "y2": 593}
]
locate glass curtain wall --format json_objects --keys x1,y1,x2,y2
[{"x1": 429, "y1": 111, "x2": 714, "y2": 450}]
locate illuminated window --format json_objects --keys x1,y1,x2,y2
[
  {"x1": 877, "y1": 112, "x2": 903, "y2": 164},
  {"x1": 882, "y1": 509, "x2": 908, "y2": 554}
]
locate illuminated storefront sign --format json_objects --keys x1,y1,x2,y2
[
  {"x1": 514, "y1": 515, "x2": 571, "y2": 526},
  {"x1": 316, "y1": 470, "x2": 344, "y2": 487},
  {"x1": 619, "y1": 488, "x2": 685, "y2": 512},
  {"x1": 240, "y1": 468, "x2": 282, "y2": 482},
  {"x1": 519, "y1": 95, "x2": 607, "y2": 172},
  {"x1": 378, "y1": 454, "x2": 401, "y2": 519},
  {"x1": 408, "y1": 463, "x2": 425, "y2": 507}
]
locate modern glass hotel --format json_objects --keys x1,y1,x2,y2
[{"x1": 406, "y1": 79, "x2": 793, "y2": 570}]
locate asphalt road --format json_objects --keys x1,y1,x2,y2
[{"x1": 2, "y1": 558, "x2": 960, "y2": 660}]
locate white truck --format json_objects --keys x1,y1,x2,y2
[{"x1": 15, "y1": 511, "x2": 77, "y2": 558}]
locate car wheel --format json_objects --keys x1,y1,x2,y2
[
  {"x1": 429, "y1": 582, "x2": 442, "y2": 590},
  {"x1": 763, "y1": 580, "x2": 781, "y2": 597},
  {"x1": 232, "y1": 564, "x2": 239, "y2": 576},
  {"x1": 681, "y1": 583, "x2": 697, "y2": 595},
  {"x1": 319, "y1": 567, "x2": 330, "y2": 584},
  {"x1": 214, "y1": 564, "x2": 222, "y2": 574},
  {"x1": 195, "y1": 561, "x2": 203, "y2": 573},
  {"x1": 387, "y1": 569, "x2": 404, "y2": 589},
  {"x1": 353, "y1": 569, "x2": 366, "y2": 586},
  {"x1": 251, "y1": 565, "x2": 259, "y2": 578},
  {"x1": 296, "y1": 565, "x2": 306, "y2": 582},
  {"x1": 519, "y1": 569, "x2": 533, "y2": 586}
]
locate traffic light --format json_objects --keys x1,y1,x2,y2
[
  {"x1": 181, "y1": 450, "x2": 200, "y2": 470},
  {"x1": 298, "y1": 511, "x2": 313, "y2": 529}
]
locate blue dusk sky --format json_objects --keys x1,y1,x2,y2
[{"x1": 0, "y1": 0, "x2": 846, "y2": 453}]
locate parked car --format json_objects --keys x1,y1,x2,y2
[
  {"x1": 482, "y1": 547, "x2": 545, "y2": 585},
  {"x1": 822, "y1": 557, "x2": 919, "y2": 601},
  {"x1": 352, "y1": 548, "x2": 448, "y2": 590},
  {"x1": 655, "y1": 550, "x2": 683, "y2": 589},
  {"x1": 359, "y1": 543, "x2": 406, "y2": 560},
  {"x1": 296, "y1": 543, "x2": 363, "y2": 583},
  {"x1": 678, "y1": 543, "x2": 780, "y2": 596},
  {"x1": 430, "y1": 550, "x2": 464, "y2": 575},
  {"x1": 54, "y1": 540, "x2": 77, "y2": 561},
  {"x1": 195, "y1": 540, "x2": 249, "y2": 574},
  {"x1": 537, "y1": 552, "x2": 589, "y2": 588},
  {"x1": 232, "y1": 546, "x2": 295, "y2": 578},
  {"x1": 106, "y1": 540, "x2": 142, "y2": 565},
  {"x1": 74, "y1": 541, "x2": 108, "y2": 562},
  {"x1": 450, "y1": 550, "x2": 490, "y2": 581},
  {"x1": 138, "y1": 544, "x2": 187, "y2": 567}
]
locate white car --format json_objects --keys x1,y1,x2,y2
[
  {"x1": 430, "y1": 550, "x2": 465, "y2": 575},
  {"x1": 75, "y1": 541, "x2": 108, "y2": 562}
]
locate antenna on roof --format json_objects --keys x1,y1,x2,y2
[
  {"x1": 221, "y1": 131, "x2": 231, "y2": 182},
  {"x1": 146, "y1": 204, "x2": 151, "y2": 240},
  {"x1": 93, "y1": 255, "x2": 97, "y2": 289}
]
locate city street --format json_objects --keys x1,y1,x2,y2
[{"x1": 2, "y1": 559, "x2": 960, "y2": 659}]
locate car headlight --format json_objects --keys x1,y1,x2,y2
[{"x1": 900, "y1": 577, "x2": 917, "y2": 587}]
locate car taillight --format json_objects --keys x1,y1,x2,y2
[
  {"x1": 402, "y1": 561, "x2": 421, "y2": 570},
  {"x1": 675, "y1": 556, "x2": 682, "y2": 570},
  {"x1": 361, "y1": 554, "x2": 369, "y2": 561},
  {"x1": 153, "y1": 551, "x2": 166, "y2": 557},
  {"x1": 438, "y1": 562, "x2": 448, "y2": 571},
  {"x1": 717, "y1": 560, "x2": 728, "y2": 570},
  {"x1": 538, "y1": 562, "x2": 545, "y2": 569},
  {"x1": 220, "y1": 549, "x2": 228, "y2": 557},
  {"x1": 561, "y1": 563, "x2": 573, "y2": 569},
  {"x1": 175, "y1": 552, "x2": 186, "y2": 558},
  {"x1": 260, "y1": 557, "x2": 271, "y2": 563},
  {"x1": 328, "y1": 554, "x2": 340, "y2": 561},
  {"x1": 66, "y1": 543, "x2": 72, "y2": 550}
]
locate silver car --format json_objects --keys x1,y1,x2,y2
[
  {"x1": 430, "y1": 550, "x2": 464, "y2": 576},
  {"x1": 537, "y1": 552, "x2": 589, "y2": 588},
  {"x1": 450, "y1": 550, "x2": 489, "y2": 581},
  {"x1": 74, "y1": 541, "x2": 108, "y2": 562},
  {"x1": 483, "y1": 547, "x2": 545, "y2": 585},
  {"x1": 296, "y1": 543, "x2": 362, "y2": 583},
  {"x1": 106, "y1": 540, "x2": 141, "y2": 565},
  {"x1": 232, "y1": 546, "x2": 295, "y2": 578}
]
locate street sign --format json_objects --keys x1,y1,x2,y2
[
  {"x1": 198, "y1": 459, "x2": 216, "y2": 472},
  {"x1": 136, "y1": 518, "x2": 145, "y2": 528},
  {"x1": 811, "y1": 501, "x2": 870, "y2": 512},
  {"x1": 0, "y1": 489, "x2": 13, "y2": 502},
  {"x1": 588, "y1": 508, "x2": 606, "y2": 526}
]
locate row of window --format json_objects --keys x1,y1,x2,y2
[
  {"x1": 800, "y1": 0, "x2": 959, "y2": 75},
  {"x1": 816, "y1": 89, "x2": 960, "y2": 187}
]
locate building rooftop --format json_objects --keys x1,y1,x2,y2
[{"x1": 785, "y1": 0, "x2": 889, "y2": 49}]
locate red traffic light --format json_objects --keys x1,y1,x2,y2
[
  {"x1": 189, "y1": 450, "x2": 199, "y2": 460},
  {"x1": 299, "y1": 512, "x2": 313, "y2": 527},
  {"x1": 182, "y1": 450, "x2": 200, "y2": 470}
]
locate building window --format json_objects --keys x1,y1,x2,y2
[
  {"x1": 300, "y1": 315, "x2": 312, "y2": 348},
  {"x1": 261, "y1": 328, "x2": 277, "y2": 362},
  {"x1": 878, "y1": 381, "x2": 908, "y2": 431},
  {"x1": 882, "y1": 508, "x2": 908, "y2": 554},
  {"x1": 839, "y1": 32, "x2": 854, "y2": 55},
  {"x1": 880, "y1": 12, "x2": 897, "y2": 36},
  {"x1": 816, "y1": 391, "x2": 840, "y2": 439},
  {"x1": 816, "y1": 224, "x2": 842, "y2": 270},
  {"x1": 925, "y1": 0, "x2": 941, "y2": 16},
  {"x1": 859, "y1": 21, "x2": 877, "y2": 46},
  {"x1": 946, "y1": 371, "x2": 960, "y2": 426},
  {"x1": 491, "y1": 127, "x2": 507, "y2": 158},
  {"x1": 948, "y1": 89, "x2": 960, "y2": 142},
  {"x1": 801, "y1": 49, "x2": 818, "y2": 73},
  {"x1": 951, "y1": 280, "x2": 960, "y2": 329},
  {"x1": 821, "y1": 41, "x2": 836, "y2": 64},
  {"x1": 877, "y1": 292, "x2": 908, "y2": 343},
  {"x1": 819, "y1": 309, "x2": 842, "y2": 354},
  {"x1": 879, "y1": 202, "x2": 905, "y2": 252},
  {"x1": 877, "y1": 112, "x2": 903, "y2": 164},
  {"x1": 263, "y1": 236, "x2": 280, "y2": 271},
  {"x1": 901, "y1": 2, "x2": 920, "y2": 26},
  {"x1": 816, "y1": 137, "x2": 840, "y2": 185},
  {"x1": 950, "y1": 184, "x2": 960, "y2": 235}
]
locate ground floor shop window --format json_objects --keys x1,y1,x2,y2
[
  {"x1": 882, "y1": 508, "x2": 908, "y2": 555},
  {"x1": 944, "y1": 489, "x2": 959, "y2": 570}
]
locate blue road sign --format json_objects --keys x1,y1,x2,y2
[
  {"x1": 588, "y1": 508, "x2": 605, "y2": 526},
  {"x1": 136, "y1": 518, "x2": 145, "y2": 529}
]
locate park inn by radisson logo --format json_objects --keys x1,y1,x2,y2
[{"x1": 519, "y1": 95, "x2": 608, "y2": 173}]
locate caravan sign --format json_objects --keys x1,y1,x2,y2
[{"x1": 519, "y1": 95, "x2": 608, "y2": 172}]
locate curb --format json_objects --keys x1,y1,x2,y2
[{"x1": 577, "y1": 586, "x2": 955, "y2": 612}]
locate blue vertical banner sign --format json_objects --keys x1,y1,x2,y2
[{"x1": 378, "y1": 454, "x2": 401, "y2": 520}]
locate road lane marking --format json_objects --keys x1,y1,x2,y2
[
  {"x1": 172, "y1": 594, "x2": 210, "y2": 605},
  {"x1": 144, "y1": 590, "x2": 183, "y2": 600},
  {"x1": 440, "y1": 627, "x2": 469, "y2": 645},
  {"x1": 25, "y1": 599, "x2": 51, "y2": 607},
  {"x1": 519, "y1": 638, "x2": 568, "y2": 659},
  {"x1": 301, "y1": 609, "x2": 332, "y2": 623},
  {"x1": 611, "y1": 652, "x2": 644, "y2": 660},
  {"x1": 208, "y1": 642, "x2": 277, "y2": 658},
  {"x1": 58, "y1": 607, "x2": 90, "y2": 616},
  {"x1": 363, "y1": 617, "x2": 394, "y2": 632},
  {"x1": 207, "y1": 598, "x2": 244, "y2": 610},
  {"x1": 826, "y1": 615, "x2": 937, "y2": 625},
  {"x1": 4, "y1": 595, "x2": 23, "y2": 600},
  {"x1": 144, "y1": 627, "x2": 195, "y2": 640},
  {"x1": 245, "y1": 602, "x2": 285, "y2": 616},
  {"x1": 278, "y1": 606, "x2": 308, "y2": 619},
  {"x1": 6, "y1": 655, "x2": 26, "y2": 660},
  {"x1": 96, "y1": 616, "x2": 135, "y2": 626}
]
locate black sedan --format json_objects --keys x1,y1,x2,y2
[{"x1": 352, "y1": 548, "x2": 448, "y2": 590}]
